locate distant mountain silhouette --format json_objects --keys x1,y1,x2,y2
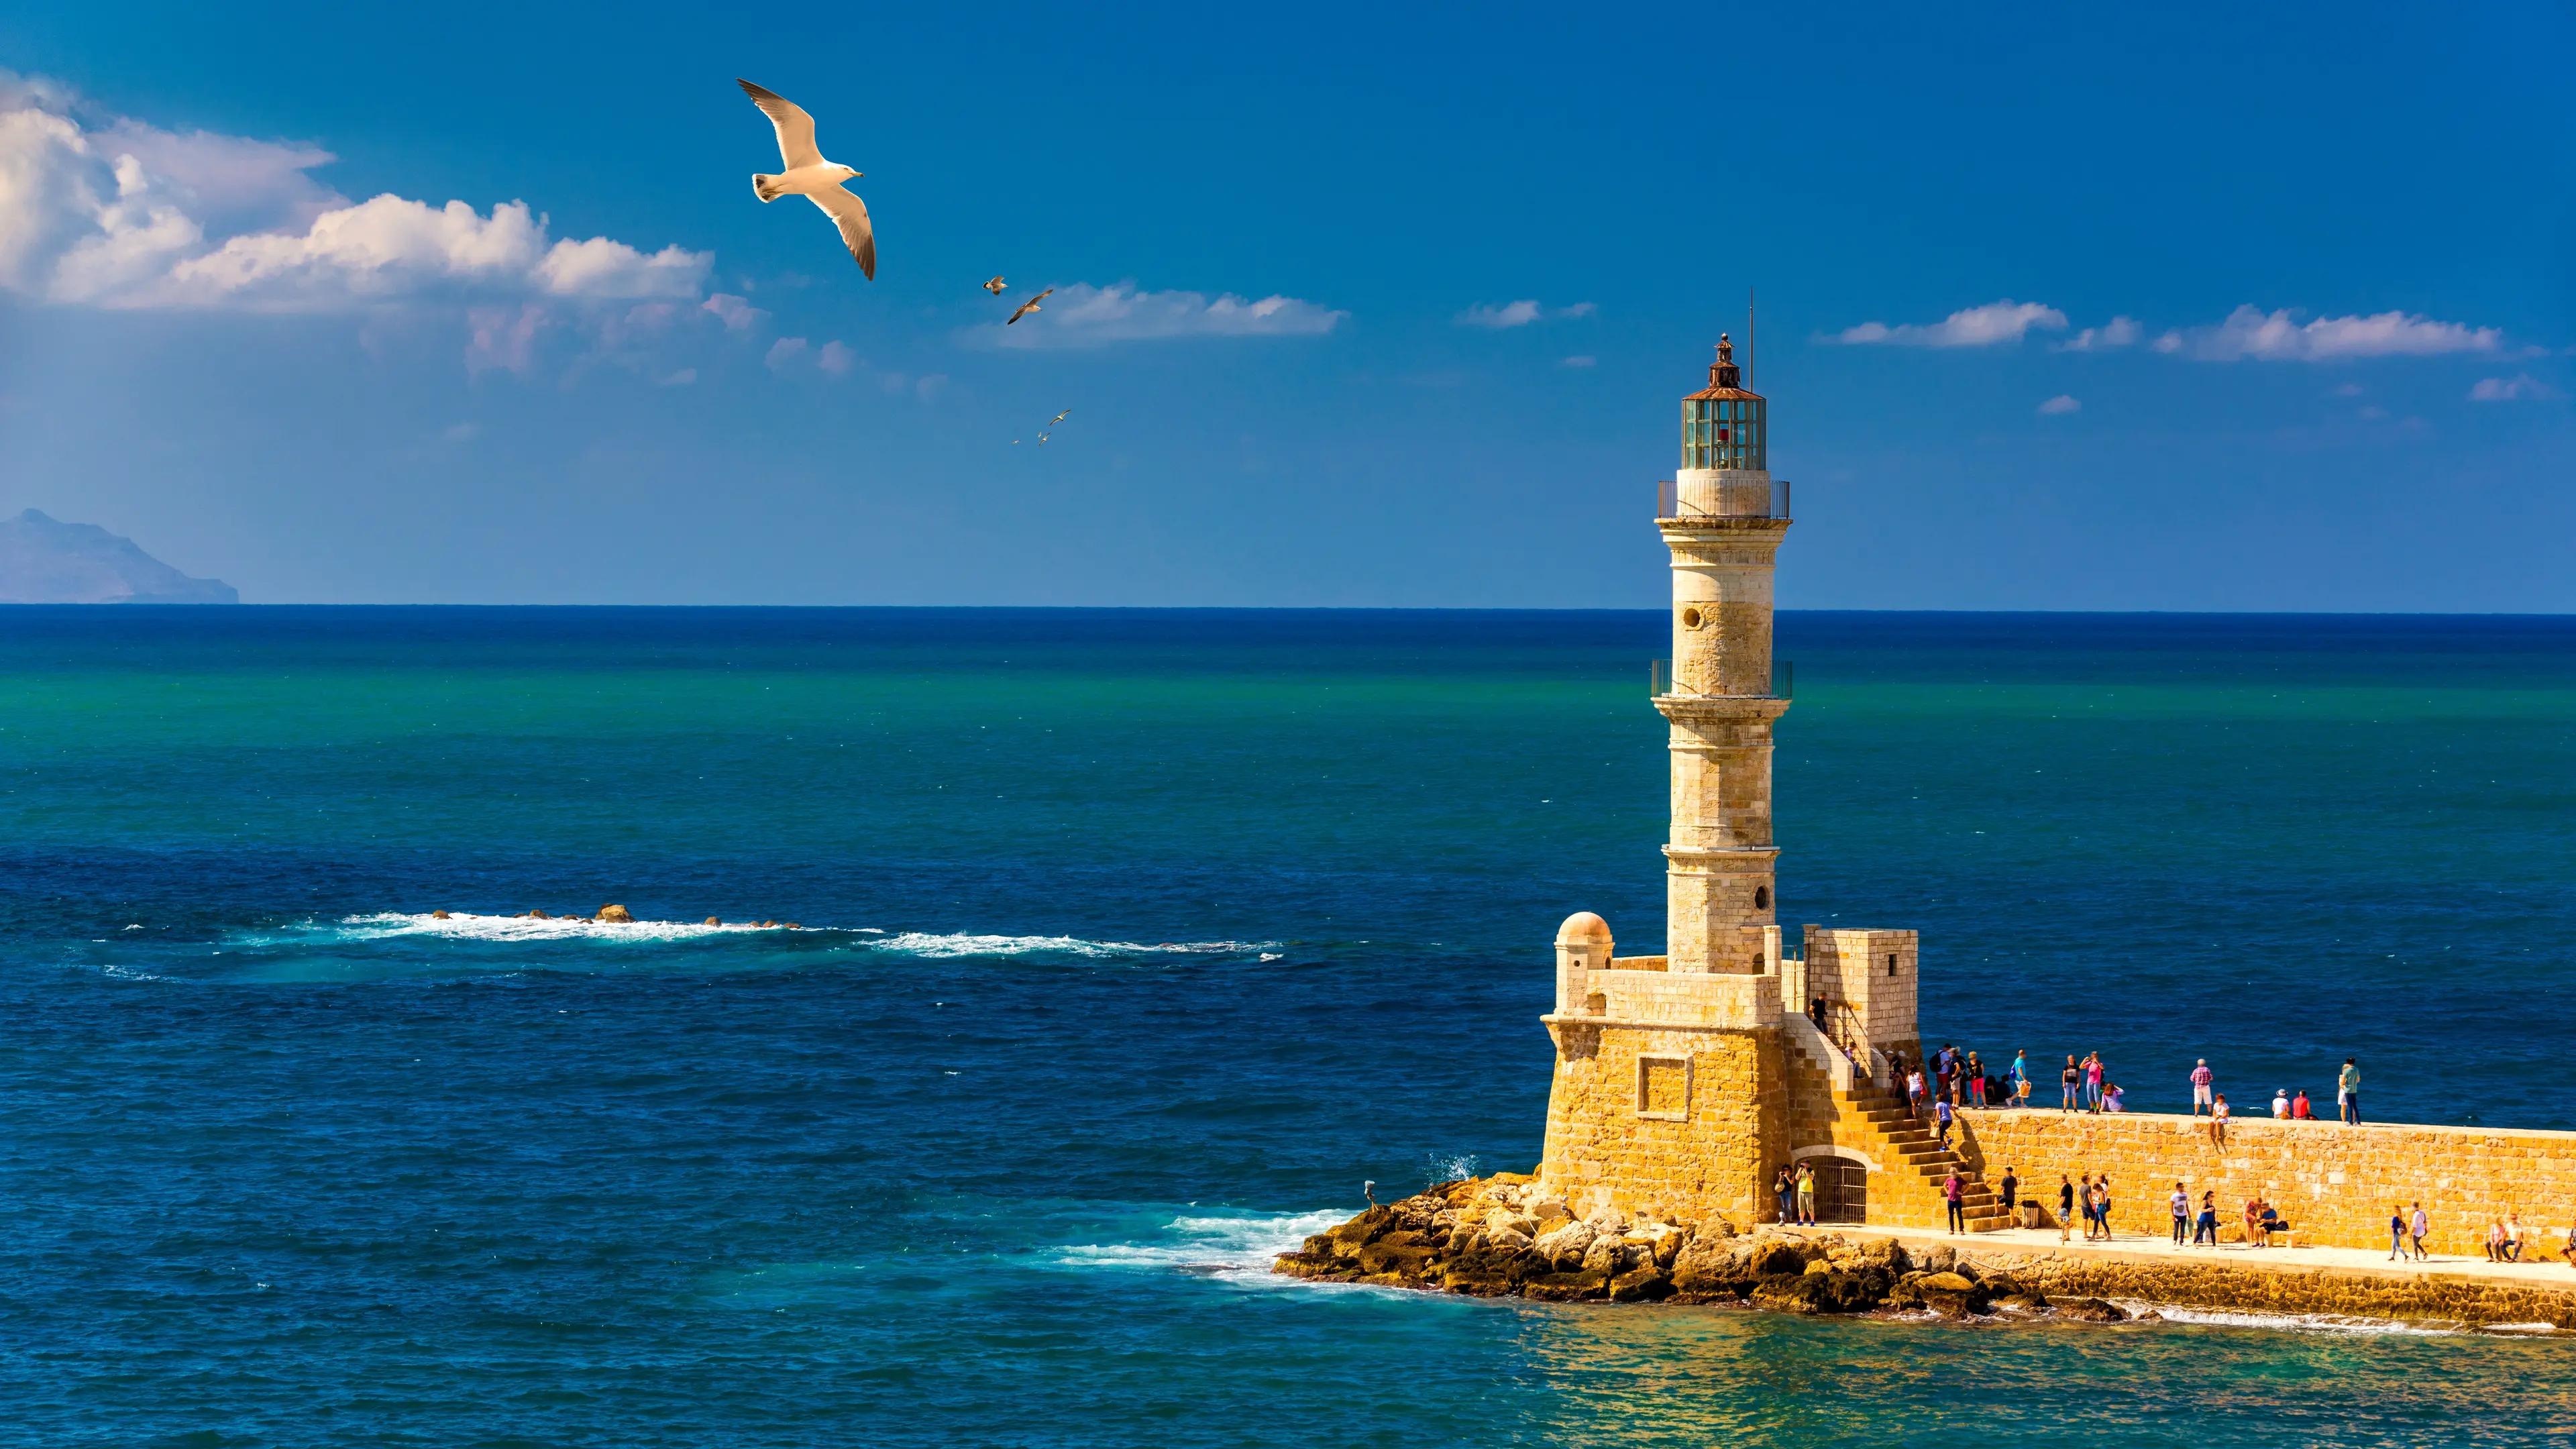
[{"x1": 0, "y1": 509, "x2": 239, "y2": 604}]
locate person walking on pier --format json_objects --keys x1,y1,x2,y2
[
  {"x1": 2170, "y1": 1182, "x2": 2190, "y2": 1246},
  {"x1": 1998, "y1": 1166, "x2": 2019, "y2": 1227},
  {"x1": 1934, "y1": 1095, "x2": 1955, "y2": 1152},
  {"x1": 2096, "y1": 1177, "x2": 2116, "y2": 1240},
  {"x1": 2390, "y1": 1203, "x2": 2408, "y2": 1260},
  {"x1": 2057, "y1": 1175, "x2": 2076, "y2": 1244},
  {"x1": 2190, "y1": 1059, "x2": 2215, "y2": 1117},
  {"x1": 2061, "y1": 1056, "x2": 2081, "y2": 1112},
  {"x1": 1906, "y1": 1064, "x2": 1926, "y2": 1119},
  {"x1": 2340, "y1": 1059, "x2": 2362, "y2": 1125},
  {"x1": 1943, "y1": 1170, "x2": 1966, "y2": 1235},
  {"x1": 2010, "y1": 1051, "x2": 2031, "y2": 1110},
  {"x1": 2410, "y1": 1201, "x2": 2431, "y2": 1261},
  {"x1": 2194, "y1": 1191, "x2": 2219, "y2": 1246}
]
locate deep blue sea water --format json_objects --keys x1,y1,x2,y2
[{"x1": 1, "y1": 606, "x2": 2571, "y2": 1446}]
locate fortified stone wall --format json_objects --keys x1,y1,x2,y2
[
  {"x1": 1953, "y1": 1110, "x2": 2576, "y2": 1254},
  {"x1": 1538, "y1": 1020, "x2": 1785, "y2": 1227}
]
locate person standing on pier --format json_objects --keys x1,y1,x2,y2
[
  {"x1": 2340, "y1": 1059, "x2": 2362, "y2": 1124},
  {"x1": 1943, "y1": 1170, "x2": 1966, "y2": 1235},
  {"x1": 1966, "y1": 1051, "x2": 1986, "y2": 1108},
  {"x1": 2170, "y1": 1182, "x2": 2190, "y2": 1247},
  {"x1": 2195, "y1": 1191, "x2": 2219, "y2": 1246},
  {"x1": 1998, "y1": 1166, "x2": 2019, "y2": 1227},
  {"x1": 2085, "y1": 1053, "x2": 2106, "y2": 1112},
  {"x1": 2410, "y1": 1201, "x2": 2431, "y2": 1260},
  {"x1": 2190, "y1": 1059, "x2": 2215, "y2": 1117},
  {"x1": 2058, "y1": 1175, "x2": 2076, "y2": 1243},
  {"x1": 2061, "y1": 1056, "x2": 2081, "y2": 1112},
  {"x1": 2010, "y1": 1051, "x2": 2031, "y2": 1110}
]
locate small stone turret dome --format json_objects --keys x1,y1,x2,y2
[{"x1": 1555, "y1": 911, "x2": 1613, "y2": 947}]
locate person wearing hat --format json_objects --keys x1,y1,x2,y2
[{"x1": 2271, "y1": 1087, "x2": 2290, "y2": 1118}]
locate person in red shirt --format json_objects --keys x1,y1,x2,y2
[{"x1": 2291, "y1": 1089, "x2": 2316, "y2": 1120}]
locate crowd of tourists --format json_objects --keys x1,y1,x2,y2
[{"x1": 1883, "y1": 1045, "x2": 2371, "y2": 1129}]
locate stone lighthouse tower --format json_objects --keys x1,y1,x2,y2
[
  {"x1": 1535, "y1": 339, "x2": 1921, "y2": 1228},
  {"x1": 1661, "y1": 334, "x2": 1786, "y2": 976}
]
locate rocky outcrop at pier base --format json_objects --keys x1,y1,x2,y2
[{"x1": 1272, "y1": 1175, "x2": 2576, "y2": 1331}]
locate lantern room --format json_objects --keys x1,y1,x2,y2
[{"x1": 1682, "y1": 334, "x2": 1765, "y2": 472}]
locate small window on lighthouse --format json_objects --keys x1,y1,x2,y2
[
  {"x1": 1888, "y1": 955, "x2": 1899, "y2": 977},
  {"x1": 1753, "y1": 885, "x2": 1770, "y2": 909},
  {"x1": 1680, "y1": 606, "x2": 1703, "y2": 629}
]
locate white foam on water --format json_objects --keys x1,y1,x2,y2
[
  {"x1": 1055, "y1": 1208, "x2": 1348, "y2": 1282},
  {"x1": 2119, "y1": 1300, "x2": 2460, "y2": 1336},
  {"x1": 84, "y1": 963, "x2": 180, "y2": 983},
  {"x1": 315, "y1": 912, "x2": 798, "y2": 944},
  {"x1": 864, "y1": 932, "x2": 1282, "y2": 960}
]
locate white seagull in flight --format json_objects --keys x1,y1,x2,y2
[{"x1": 737, "y1": 79, "x2": 874, "y2": 278}]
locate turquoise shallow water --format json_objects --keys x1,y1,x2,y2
[{"x1": 1, "y1": 606, "x2": 2571, "y2": 1446}]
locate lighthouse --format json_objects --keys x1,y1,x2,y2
[
  {"x1": 1660, "y1": 333, "x2": 1788, "y2": 977},
  {"x1": 1536, "y1": 339, "x2": 1923, "y2": 1229}
]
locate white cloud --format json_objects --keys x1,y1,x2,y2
[
  {"x1": 2058, "y1": 317, "x2": 2140, "y2": 352},
  {"x1": 0, "y1": 71, "x2": 712, "y2": 341},
  {"x1": 2165, "y1": 305, "x2": 2502, "y2": 362},
  {"x1": 2467, "y1": 374, "x2": 2561, "y2": 401},
  {"x1": 1561, "y1": 354, "x2": 1597, "y2": 368},
  {"x1": 989, "y1": 281, "x2": 1345, "y2": 349},
  {"x1": 702, "y1": 292, "x2": 767, "y2": 331},
  {"x1": 1457, "y1": 299, "x2": 1596, "y2": 329},
  {"x1": 2332, "y1": 382, "x2": 2366, "y2": 396},
  {"x1": 767, "y1": 335, "x2": 860, "y2": 380},
  {"x1": 2037, "y1": 394, "x2": 2081, "y2": 415},
  {"x1": 1830, "y1": 299, "x2": 2068, "y2": 347}
]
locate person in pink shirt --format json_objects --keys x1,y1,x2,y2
[{"x1": 2190, "y1": 1059, "x2": 2216, "y2": 1117}]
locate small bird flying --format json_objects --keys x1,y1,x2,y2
[
  {"x1": 1007, "y1": 287, "x2": 1054, "y2": 325},
  {"x1": 737, "y1": 79, "x2": 874, "y2": 279},
  {"x1": 984, "y1": 276, "x2": 1008, "y2": 294},
  {"x1": 1049, "y1": 409, "x2": 1071, "y2": 425}
]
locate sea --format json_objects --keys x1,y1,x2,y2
[{"x1": 1, "y1": 606, "x2": 2569, "y2": 1446}]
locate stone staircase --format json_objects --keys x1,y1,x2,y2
[{"x1": 1832, "y1": 1081, "x2": 2016, "y2": 1232}]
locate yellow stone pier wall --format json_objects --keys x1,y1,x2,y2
[{"x1": 1953, "y1": 1110, "x2": 2576, "y2": 1254}]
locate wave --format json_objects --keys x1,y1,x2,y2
[
  {"x1": 321, "y1": 912, "x2": 798, "y2": 944},
  {"x1": 2117, "y1": 1301, "x2": 2462, "y2": 1336},
  {"x1": 1054, "y1": 1208, "x2": 1347, "y2": 1281}
]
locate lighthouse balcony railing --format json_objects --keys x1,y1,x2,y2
[
  {"x1": 1650, "y1": 659, "x2": 1794, "y2": 700},
  {"x1": 1658, "y1": 477, "x2": 1789, "y2": 522}
]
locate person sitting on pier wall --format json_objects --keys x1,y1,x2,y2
[
  {"x1": 2257, "y1": 1201, "x2": 2288, "y2": 1246},
  {"x1": 2292, "y1": 1088, "x2": 2316, "y2": 1120},
  {"x1": 2487, "y1": 1220, "x2": 2511, "y2": 1263},
  {"x1": 2104, "y1": 1083, "x2": 2127, "y2": 1112},
  {"x1": 2561, "y1": 1220, "x2": 2575, "y2": 1267}
]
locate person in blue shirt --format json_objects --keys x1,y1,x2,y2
[{"x1": 2009, "y1": 1051, "x2": 2031, "y2": 1110}]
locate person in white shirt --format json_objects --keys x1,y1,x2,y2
[{"x1": 2271, "y1": 1088, "x2": 2290, "y2": 1118}]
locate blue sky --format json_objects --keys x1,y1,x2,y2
[{"x1": 0, "y1": 1, "x2": 2567, "y2": 608}]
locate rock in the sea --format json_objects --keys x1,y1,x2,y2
[
  {"x1": 430, "y1": 910, "x2": 451, "y2": 920},
  {"x1": 1521, "y1": 1270, "x2": 1611, "y2": 1302},
  {"x1": 598, "y1": 904, "x2": 634, "y2": 922},
  {"x1": 1670, "y1": 1236, "x2": 1756, "y2": 1297},
  {"x1": 1914, "y1": 1271, "x2": 1990, "y2": 1318},
  {"x1": 1533, "y1": 1222, "x2": 1597, "y2": 1272},
  {"x1": 2054, "y1": 1297, "x2": 2129, "y2": 1322},
  {"x1": 1608, "y1": 1266, "x2": 1674, "y2": 1303},
  {"x1": 705, "y1": 917, "x2": 720, "y2": 926}
]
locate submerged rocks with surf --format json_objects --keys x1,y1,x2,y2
[{"x1": 1273, "y1": 1175, "x2": 2043, "y2": 1322}]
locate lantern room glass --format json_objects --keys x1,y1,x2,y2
[{"x1": 1682, "y1": 396, "x2": 1766, "y2": 471}]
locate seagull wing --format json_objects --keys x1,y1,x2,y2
[
  {"x1": 1008, "y1": 287, "x2": 1054, "y2": 324},
  {"x1": 737, "y1": 80, "x2": 824, "y2": 170},
  {"x1": 807, "y1": 184, "x2": 875, "y2": 278}
]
